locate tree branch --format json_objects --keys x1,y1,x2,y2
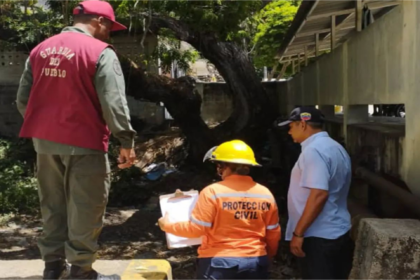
[
  {"x1": 135, "y1": 12, "x2": 198, "y2": 44},
  {"x1": 119, "y1": 55, "x2": 217, "y2": 162},
  {"x1": 248, "y1": 42, "x2": 258, "y2": 55},
  {"x1": 140, "y1": 1, "x2": 152, "y2": 50}
]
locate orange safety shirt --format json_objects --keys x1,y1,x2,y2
[{"x1": 163, "y1": 175, "x2": 281, "y2": 258}]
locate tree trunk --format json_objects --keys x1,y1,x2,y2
[
  {"x1": 119, "y1": 57, "x2": 217, "y2": 162},
  {"x1": 122, "y1": 14, "x2": 277, "y2": 162},
  {"x1": 195, "y1": 39, "x2": 276, "y2": 144},
  {"x1": 150, "y1": 17, "x2": 276, "y2": 139}
]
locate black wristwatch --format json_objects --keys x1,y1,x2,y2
[{"x1": 293, "y1": 232, "x2": 304, "y2": 238}]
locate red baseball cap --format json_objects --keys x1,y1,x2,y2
[{"x1": 73, "y1": 0, "x2": 127, "y2": 32}]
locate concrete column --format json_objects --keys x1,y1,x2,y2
[
  {"x1": 343, "y1": 105, "x2": 369, "y2": 144},
  {"x1": 403, "y1": 0, "x2": 420, "y2": 196},
  {"x1": 284, "y1": 82, "x2": 295, "y2": 115},
  {"x1": 278, "y1": 82, "x2": 291, "y2": 116}
]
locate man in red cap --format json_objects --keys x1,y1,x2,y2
[{"x1": 16, "y1": 1, "x2": 135, "y2": 279}]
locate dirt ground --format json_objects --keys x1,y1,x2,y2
[
  {"x1": 0, "y1": 129, "x2": 300, "y2": 279},
  {"x1": 0, "y1": 205, "x2": 298, "y2": 279}
]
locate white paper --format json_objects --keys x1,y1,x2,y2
[{"x1": 159, "y1": 190, "x2": 202, "y2": 249}]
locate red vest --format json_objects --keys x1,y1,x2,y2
[{"x1": 19, "y1": 31, "x2": 112, "y2": 152}]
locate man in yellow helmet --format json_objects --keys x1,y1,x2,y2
[{"x1": 158, "y1": 140, "x2": 281, "y2": 279}]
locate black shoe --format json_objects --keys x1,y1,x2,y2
[
  {"x1": 43, "y1": 260, "x2": 70, "y2": 280},
  {"x1": 69, "y1": 266, "x2": 121, "y2": 280}
]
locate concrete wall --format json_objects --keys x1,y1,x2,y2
[
  {"x1": 195, "y1": 81, "x2": 283, "y2": 124},
  {"x1": 281, "y1": 1, "x2": 420, "y2": 196},
  {"x1": 350, "y1": 219, "x2": 420, "y2": 279},
  {"x1": 0, "y1": 51, "x2": 27, "y2": 137},
  {"x1": 0, "y1": 85, "x2": 22, "y2": 138},
  {"x1": 126, "y1": 97, "x2": 165, "y2": 125},
  {"x1": 111, "y1": 34, "x2": 159, "y2": 74},
  {"x1": 0, "y1": 63, "x2": 281, "y2": 137},
  {"x1": 282, "y1": 4, "x2": 408, "y2": 107},
  {"x1": 0, "y1": 51, "x2": 27, "y2": 85},
  {"x1": 0, "y1": 52, "x2": 166, "y2": 137},
  {"x1": 195, "y1": 83, "x2": 232, "y2": 123}
]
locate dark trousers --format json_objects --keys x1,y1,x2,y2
[
  {"x1": 298, "y1": 231, "x2": 354, "y2": 279},
  {"x1": 196, "y1": 257, "x2": 269, "y2": 279},
  {"x1": 36, "y1": 154, "x2": 110, "y2": 267}
]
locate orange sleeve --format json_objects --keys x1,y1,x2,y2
[
  {"x1": 163, "y1": 221, "x2": 205, "y2": 238},
  {"x1": 265, "y1": 198, "x2": 281, "y2": 257},
  {"x1": 164, "y1": 187, "x2": 216, "y2": 238}
]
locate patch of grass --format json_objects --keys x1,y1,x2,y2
[
  {"x1": 0, "y1": 135, "x2": 167, "y2": 213},
  {"x1": 0, "y1": 138, "x2": 39, "y2": 214}
]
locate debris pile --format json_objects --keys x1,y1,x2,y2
[{"x1": 133, "y1": 131, "x2": 187, "y2": 171}]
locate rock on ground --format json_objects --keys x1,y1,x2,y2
[{"x1": 350, "y1": 218, "x2": 420, "y2": 279}]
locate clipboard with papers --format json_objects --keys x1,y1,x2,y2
[{"x1": 159, "y1": 189, "x2": 202, "y2": 249}]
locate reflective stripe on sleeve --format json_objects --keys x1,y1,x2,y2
[
  {"x1": 191, "y1": 215, "x2": 212, "y2": 228},
  {"x1": 266, "y1": 223, "x2": 279, "y2": 230},
  {"x1": 211, "y1": 192, "x2": 275, "y2": 202}
]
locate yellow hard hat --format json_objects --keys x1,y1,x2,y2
[{"x1": 203, "y1": 140, "x2": 261, "y2": 167}]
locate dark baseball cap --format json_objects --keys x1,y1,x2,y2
[
  {"x1": 73, "y1": 0, "x2": 127, "y2": 32},
  {"x1": 277, "y1": 107, "x2": 325, "y2": 127}
]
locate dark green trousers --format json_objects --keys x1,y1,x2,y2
[{"x1": 36, "y1": 154, "x2": 110, "y2": 267}]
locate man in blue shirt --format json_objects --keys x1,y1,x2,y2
[{"x1": 277, "y1": 107, "x2": 354, "y2": 279}]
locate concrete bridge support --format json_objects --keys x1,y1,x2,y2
[
  {"x1": 279, "y1": 1, "x2": 420, "y2": 197},
  {"x1": 350, "y1": 219, "x2": 420, "y2": 279}
]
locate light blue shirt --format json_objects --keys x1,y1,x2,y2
[{"x1": 285, "y1": 131, "x2": 352, "y2": 241}]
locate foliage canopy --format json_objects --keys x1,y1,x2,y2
[
  {"x1": 0, "y1": 0, "x2": 298, "y2": 71},
  {"x1": 252, "y1": 0, "x2": 299, "y2": 68}
]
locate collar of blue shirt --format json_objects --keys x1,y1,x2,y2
[{"x1": 300, "y1": 131, "x2": 329, "y2": 150}]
